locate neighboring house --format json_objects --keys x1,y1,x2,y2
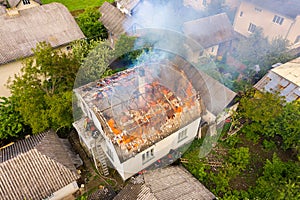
[
  {"x1": 0, "y1": 1, "x2": 85, "y2": 97},
  {"x1": 0, "y1": 130, "x2": 80, "y2": 200},
  {"x1": 73, "y1": 56, "x2": 236, "y2": 180},
  {"x1": 113, "y1": 165, "x2": 216, "y2": 200},
  {"x1": 254, "y1": 57, "x2": 300, "y2": 102},
  {"x1": 116, "y1": 0, "x2": 140, "y2": 16},
  {"x1": 233, "y1": 0, "x2": 300, "y2": 45},
  {"x1": 183, "y1": 13, "x2": 236, "y2": 61},
  {"x1": 99, "y1": 2, "x2": 138, "y2": 45}
]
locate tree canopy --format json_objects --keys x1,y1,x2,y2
[
  {"x1": 8, "y1": 42, "x2": 80, "y2": 133},
  {"x1": 76, "y1": 7, "x2": 108, "y2": 40}
]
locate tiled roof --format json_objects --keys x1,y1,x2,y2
[
  {"x1": 0, "y1": 3, "x2": 84, "y2": 65},
  {"x1": 245, "y1": 0, "x2": 300, "y2": 19},
  {"x1": 183, "y1": 13, "x2": 235, "y2": 48},
  {"x1": 116, "y1": 0, "x2": 140, "y2": 11},
  {"x1": 99, "y1": 2, "x2": 132, "y2": 36},
  {"x1": 0, "y1": 130, "x2": 80, "y2": 200},
  {"x1": 114, "y1": 166, "x2": 216, "y2": 200}
]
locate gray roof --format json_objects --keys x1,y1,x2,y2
[
  {"x1": 114, "y1": 166, "x2": 216, "y2": 200},
  {"x1": 0, "y1": 130, "x2": 80, "y2": 200},
  {"x1": 0, "y1": 3, "x2": 85, "y2": 65},
  {"x1": 99, "y1": 2, "x2": 130, "y2": 36},
  {"x1": 171, "y1": 56, "x2": 236, "y2": 116},
  {"x1": 183, "y1": 13, "x2": 235, "y2": 48},
  {"x1": 244, "y1": 0, "x2": 300, "y2": 19},
  {"x1": 116, "y1": 0, "x2": 140, "y2": 11}
]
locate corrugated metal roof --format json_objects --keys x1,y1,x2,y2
[{"x1": 272, "y1": 57, "x2": 300, "y2": 86}]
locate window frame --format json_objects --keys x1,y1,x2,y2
[{"x1": 248, "y1": 23, "x2": 256, "y2": 33}]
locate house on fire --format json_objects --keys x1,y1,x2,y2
[
  {"x1": 0, "y1": 130, "x2": 80, "y2": 200},
  {"x1": 73, "y1": 56, "x2": 236, "y2": 180},
  {"x1": 0, "y1": 1, "x2": 84, "y2": 97}
]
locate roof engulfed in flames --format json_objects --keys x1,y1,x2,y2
[{"x1": 76, "y1": 61, "x2": 202, "y2": 161}]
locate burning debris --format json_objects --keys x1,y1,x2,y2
[{"x1": 76, "y1": 61, "x2": 202, "y2": 161}]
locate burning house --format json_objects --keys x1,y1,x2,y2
[{"x1": 73, "y1": 59, "x2": 204, "y2": 180}]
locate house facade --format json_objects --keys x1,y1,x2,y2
[
  {"x1": 0, "y1": 1, "x2": 84, "y2": 97},
  {"x1": 73, "y1": 62, "x2": 203, "y2": 180},
  {"x1": 73, "y1": 53, "x2": 236, "y2": 180},
  {"x1": 254, "y1": 57, "x2": 300, "y2": 102},
  {"x1": 233, "y1": 0, "x2": 300, "y2": 45},
  {"x1": 183, "y1": 13, "x2": 236, "y2": 61}
]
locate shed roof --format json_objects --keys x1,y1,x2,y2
[
  {"x1": 271, "y1": 57, "x2": 300, "y2": 86},
  {"x1": 0, "y1": 130, "x2": 80, "y2": 200},
  {"x1": 183, "y1": 13, "x2": 235, "y2": 48},
  {"x1": 99, "y1": 2, "x2": 130, "y2": 36},
  {"x1": 114, "y1": 166, "x2": 216, "y2": 200},
  {"x1": 244, "y1": 0, "x2": 300, "y2": 19},
  {"x1": 116, "y1": 0, "x2": 140, "y2": 11},
  {"x1": 0, "y1": 2, "x2": 85, "y2": 65}
]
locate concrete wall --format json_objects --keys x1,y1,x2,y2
[
  {"x1": 286, "y1": 15, "x2": 300, "y2": 44},
  {"x1": 46, "y1": 181, "x2": 79, "y2": 200},
  {"x1": 116, "y1": 118, "x2": 201, "y2": 180},
  {"x1": 0, "y1": 60, "x2": 23, "y2": 97},
  {"x1": 0, "y1": 45, "x2": 71, "y2": 97},
  {"x1": 233, "y1": 1, "x2": 295, "y2": 42}
]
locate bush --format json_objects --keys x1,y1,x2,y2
[{"x1": 262, "y1": 139, "x2": 276, "y2": 150}]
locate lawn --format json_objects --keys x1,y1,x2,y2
[{"x1": 41, "y1": 0, "x2": 114, "y2": 11}]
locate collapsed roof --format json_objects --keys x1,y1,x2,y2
[{"x1": 75, "y1": 61, "x2": 202, "y2": 162}]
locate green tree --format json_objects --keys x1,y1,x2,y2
[
  {"x1": 76, "y1": 7, "x2": 108, "y2": 40},
  {"x1": 235, "y1": 29, "x2": 292, "y2": 82},
  {"x1": 8, "y1": 42, "x2": 80, "y2": 133},
  {"x1": 0, "y1": 97, "x2": 30, "y2": 140},
  {"x1": 252, "y1": 153, "x2": 300, "y2": 199},
  {"x1": 228, "y1": 147, "x2": 250, "y2": 171},
  {"x1": 238, "y1": 91, "x2": 284, "y2": 138},
  {"x1": 74, "y1": 39, "x2": 115, "y2": 86}
]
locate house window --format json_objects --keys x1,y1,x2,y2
[
  {"x1": 22, "y1": 0, "x2": 30, "y2": 5},
  {"x1": 248, "y1": 23, "x2": 256, "y2": 33},
  {"x1": 240, "y1": 11, "x2": 243, "y2": 17},
  {"x1": 107, "y1": 147, "x2": 114, "y2": 161},
  {"x1": 254, "y1": 7, "x2": 262, "y2": 12},
  {"x1": 273, "y1": 15, "x2": 284, "y2": 25},
  {"x1": 178, "y1": 128, "x2": 188, "y2": 143},
  {"x1": 142, "y1": 148, "x2": 154, "y2": 164},
  {"x1": 211, "y1": 47, "x2": 214, "y2": 52}
]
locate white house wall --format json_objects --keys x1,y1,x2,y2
[
  {"x1": 233, "y1": 1, "x2": 295, "y2": 42},
  {"x1": 45, "y1": 181, "x2": 78, "y2": 200},
  {"x1": 119, "y1": 117, "x2": 201, "y2": 180}
]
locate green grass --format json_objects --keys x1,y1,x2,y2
[{"x1": 41, "y1": 0, "x2": 114, "y2": 11}]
